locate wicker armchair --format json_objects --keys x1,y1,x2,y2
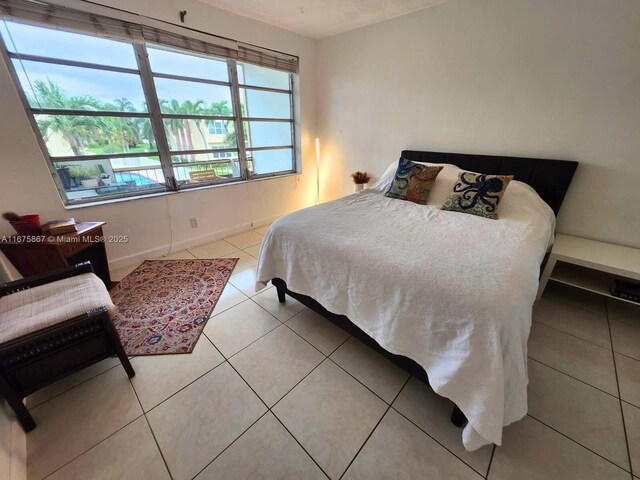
[{"x1": 0, "y1": 262, "x2": 134, "y2": 432}]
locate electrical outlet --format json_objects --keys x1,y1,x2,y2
[{"x1": 190, "y1": 217, "x2": 199, "y2": 228}]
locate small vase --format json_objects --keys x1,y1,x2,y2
[{"x1": 354, "y1": 183, "x2": 365, "y2": 192}]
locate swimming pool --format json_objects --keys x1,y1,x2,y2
[{"x1": 114, "y1": 172, "x2": 158, "y2": 186}]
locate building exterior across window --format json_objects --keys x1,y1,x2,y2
[{"x1": 0, "y1": 7, "x2": 298, "y2": 205}]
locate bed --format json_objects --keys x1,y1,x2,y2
[{"x1": 255, "y1": 150, "x2": 577, "y2": 451}]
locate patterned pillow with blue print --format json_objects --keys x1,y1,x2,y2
[
  {"x1": 441, "y1": 171, "x2": 513, "y2": 219},
  {"x1": 384, "y1": 158, "x2": 443, "y2": 202}
]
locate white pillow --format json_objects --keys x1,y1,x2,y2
[
  {"x1": 423, "y1": 164, "x2": 463, "y2": 207},
  {"x1": 369, "y1": 159, "x2": 461, "y2": 207},
  {"x1": 368, "y1": 161, "x2": 400, "y2": 192}
]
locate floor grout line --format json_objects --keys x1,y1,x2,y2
[
  {"x1": 209, "y1": 293, "x2": 251, "y2": 318},
  {"x1": 111, "y1": 229, "x2": 265, "y2": 277},
  {"x1": 189, "y1": 410, "x2": 271, "y2": 480},
  {"x1": 527, "y1": 356, "x2": 620, "y2": 399},
  {"x1": 128, "y1": 379, "x2": 174, "y2": 480},
  {"x1": 141, "y1": 354, "x2": 226, "y2": 415},
  {"x1": 267, "y1": 356, "x2": 330, "y2": 412},
  {"x1": 326, "y1": 355, "x2": 404, "y2": 406},
  {"x1": 29, "y1": 230, "x2": 274, "y2": 479},
  {"x1": 606, "y1": 300, "x2": 635, "y2": 478},
  {"x1": 525, "y1": 414, "x2": 632, "y2": 474},
  {"x1": 281, "y1": 314, "x2": 350, "y2": 358},
  {"x1": 32, "y1": 276, "x2": 634, "y2": 479},
  {"x1": 204, "y1": 318, "x2": 281, "y2": 363},
  {"x1": 528, "y1": 302, "x2": 635, "y2": 474},
  {"x1": 181, "y1": 336, "x2": 277, "y2": 479},
  {"x1": 337, "y1": 376, "x2": 411, "y2": 480},
  {"x1": 247, "y1": 296, "x2": 306, "y2": 324},
  {"x1": 206, "y1": 335, "x2": 333, "y2": 479},
  {"x1": 485, "y1": 444, "x2": 496, "y2": 479},
  {"x1": 39, "y1": 408, "x2": 145, "y2": 479},
  {"x1": 615, "y1": 350, "x2": 640, "y2": 364},
  {"x1": 31, "y1": 352, "x2": 227, "y2": 478},
  {"x1": 532, "y1": 319, "x2": 613, "y2": 352},
  {"x1": 26, "y1": 361, "x2": 123, "y2": 411},
  {"x1": 389, "y1": 404, "x2": 488, "y2": 477},
  {"x1": 142, "y1": 414, "x2": 174, "y2": 480},
  {"x1": 622, "y1": 398, "x2": 640, "y2": 410},
  {"x1": 213, "y1": 292, "x2": 336, "y2": 480},
  {"x1": 269, "y1": 413, "x2": 332, "y2": 480},
  {"x1": 35, "y1": 289, "x2": 476, "y2": 479},
  {"x1": 141, "y1": 361, "x2": 226, "y2": 416},
  {"x1": 542, "y1": 283, "x2": 608, "y2": 314}
]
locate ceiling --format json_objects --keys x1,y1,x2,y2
[{"x1": 197, "y1": 0, "x2": 448, "y2": 39}]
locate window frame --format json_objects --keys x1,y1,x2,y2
[
  {"x1": 237, "y1": 68, "x2": 296, "y2": 179},
  {"x1": 0, "y1": 20, "x2": 298, "y2": 206}
]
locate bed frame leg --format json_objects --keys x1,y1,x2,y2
[
  {"x1": 451, "y1": 405, "x2": 466, "y2": 428},
  {"x1": 276, "y1": 286, "x2": 286, "y2": 303}
]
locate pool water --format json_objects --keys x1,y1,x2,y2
[{"x1": 114, "y1": 172, "x2": 158, "y2": 186}]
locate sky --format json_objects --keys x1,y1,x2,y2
[
  {"x1": 1, "y1": 20, "x2": 292, "y2": 115},
  {"x1": 0, "y1": 19, "x2": 294, "y2": 173},
  {"x1": 2, "y1": 21, "x2": 232, "y2": 111}
]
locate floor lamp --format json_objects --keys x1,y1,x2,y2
[{"x1": 315, "y1": 138, "x2": 321, "y2": 205}]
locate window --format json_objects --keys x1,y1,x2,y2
[
  {"x1": 0, "y1": 10, "x2": 297, "y2": 205},
  {"x1": 237, "y1": 63, "x2": 294, "y2": 175},
  {"x1": 208, "y1": 121, "x2": 227, "y2": 135}
]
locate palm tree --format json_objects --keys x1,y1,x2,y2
[
  {"x1": 37, "y1": 114, "x2": 108, "y2": 156},
  {"x1": 160, "y1": 99, "x2": 190, "y2": 154},
  {"x1": 208, "y1": 100, "x2": 239, "y2": 147},
  {"x1": 103, "y1": 98, "x2": 141, "y2": 152},
  {"x1": 30, "y1": 80, "x2": 105, "y2": 155},
  {"x1": 139, "y1": 119, "x2": 156, "y2": 150},
  {"x1": 138, "y1": 101, "x2": 156, "y2": 150},
  {"x1": 181, "y1": 100, "x2": 209, "y2": 148}
]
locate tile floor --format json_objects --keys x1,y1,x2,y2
[{"x1": 15, "y1": 227, "x2": 640, "y2": 479}]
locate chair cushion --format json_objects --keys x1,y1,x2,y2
[{"x1": 0, "y1": 273, "x2": 115, "y2": 343}]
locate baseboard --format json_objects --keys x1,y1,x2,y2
[
  {"x1": 108, "y1": 214, "x2": 282, "y2": 271},
  {"x1": 252, "y1": 213, "x2": 282, "y2": 229}
]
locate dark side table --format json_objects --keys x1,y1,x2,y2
[{"x1": 0, "y1": 221, "x2": 112, "y2": 286}]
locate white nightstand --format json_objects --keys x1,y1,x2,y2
[{"x1": 536, "y1": 234, "x2": 640, "y2": 305}]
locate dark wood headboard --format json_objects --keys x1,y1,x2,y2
[{"x1": 401, "y1": 150, "x2": 578, "y2": 216}]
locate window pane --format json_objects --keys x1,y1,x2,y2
[
  {"x1": 147, "y1": 46, "x2": 229, "y2": 82},
  {"x1": 244, "y1": 121, "x2": 292, "y2": 148},
  {"x1": 163, "y1": 119, "x2": 236, "y2": 152},
  {"x1": 154, "y1": 78, "x2": 233, "y2": 115},
  {"x1": 14, "y1": 60, "x2": 148, "y2": 112},
  {"x1": 0, "y1": 21, "x2": 138, "y2": 68},
  {"x1": 35, "y1": 114, "x2": 156, "y2": 157},
  {"x1": 171, "y1": 152, "x2": 241, "y2": 183},
  {"x1": 236, "y1": 63, "x2": 290, "y2": 90},
  {"x1": 249, "y1": 148, "x2": 293, "y2": 175},
  {"x1": 54, "y1": 157, "x2": 164, "y2": 201},
  {"x1": 240, "y1": 88, "x2": 291, "y2": 119}
]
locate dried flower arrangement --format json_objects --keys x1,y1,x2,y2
[{"x1": 351, "y1": 171, "x2": 371, "y2": 185}]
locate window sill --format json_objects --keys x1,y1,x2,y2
[{"x1": 63, "y1": 171, "x2": 301, "y2": 209}]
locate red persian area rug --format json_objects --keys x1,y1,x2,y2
[{"x1": 110, "y1": 258, "x2": 238, "y2": 355}]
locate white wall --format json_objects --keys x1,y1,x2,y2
[
  {"x1": 317, "y1": 0, "x2": 640, "y2": 248},
  {"x1": 0, "y1": 0, "x2": 318, "y2": 276}
]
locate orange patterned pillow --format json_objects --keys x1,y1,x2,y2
[
  {"x1": 405, "y1": 166, "x2": 444, "y2": 204},
  {"x1": 384, "y1": 158, "x2": 443, "y2": 203}
]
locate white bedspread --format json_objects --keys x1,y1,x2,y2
[{"x1": 255, "y1": 163, "x2": 555, "y2": 450}]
